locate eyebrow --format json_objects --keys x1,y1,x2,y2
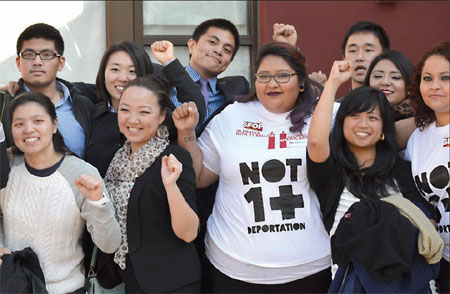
[
  {"x1": 373, "y1": 69, "x2": 401, "y2": 74},
  {"x1": 207, "y1": 34, "x2": 234, "y2": 49},
  {"x1": 13, "y1": 114, "x2": 44, "y2": 121},
  {"x1": 423, "y1": 71, "x2": 450, "y2": 75},
  {"x1": 347, "y1": 43, "x2": 377, "y2": 48},
  {"x1": 109, "y1": 63, "x2": 135, "y2": 67}
]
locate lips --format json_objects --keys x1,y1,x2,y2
[
  {"x1": 208, "y1": 55, "x2": 221, "y2": 64},
  {"x1": 381, "y1": 89, "x2": 393, "y2": 95},
  {"x1": 266, "y1": 91, "x2": 282, "y2": 96},
  {"x1": 355, "y1": 131, "x2": 370, "y2": 137},
  {"x1": 115, "y1": 85, "x2": 125, "y2": 93},
  {"x1": 24, "y1": 137, "x2": 39, "y2": 143},
  {"x1": 31, "y1": 69, "x2": 45, "y2": 75},
  {"x1": 355, "y1": 66, "x2": 366, "y2": 73}
]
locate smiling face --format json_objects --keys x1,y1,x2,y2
[
  {"x1": 16, "y1": 38, "x2": 65, "y2": 91},
  {"x1": 118, "y1": 86, "x2": 165, "y2": 153},
  {"x1": 11, "y1": 102, "x2": 57, "y2": 158},
  {"x1": 255, "y1": 55, "x2": 302, "y2": 114},
  {"x1": 105, "y1": 51, "x2": 137, "y2": 109},
  {"x1": 420, "y1": 55, "x2": 450, "y2": 126},
  {"x1": 343, "y1": 105, "x2": 383, "y2": 155},
  {"x1": 188, "y1": 27, "x2": 235, "y2": 79},
  {"x1": 344, "y1": 33, "x2": 383, "y2": 88},
  {"x1": 369, "y1": 59, "x2": 406, "y2": 105}
]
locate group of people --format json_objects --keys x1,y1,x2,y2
[{"x1": 0, "y1": 17, "x2": 448, "y2": 294}]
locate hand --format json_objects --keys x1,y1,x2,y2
[
  {"x1": 0, "y1": 247, "x2": 11, "y2": 267},
  {"x1": 161, "y1": 154, "x2": 183, "y2": 187},
  {"x1": 328, "y1": 60, "x2": 353, "y2": 85},
  {"x1": 308, "y1": 71, "x2": 328, "y2": 86},
  {"x1": 151, "y1": 40, "x2": 175, "y2": 66},
  {"x1": 75, "y1": 175, "x2": 103, "y2": 201},
  {"x1": 7, "y1": 147, "x2": 14, "y2": 163},
  {"x1": 172, "y1": 102, "x2": 199, "y2": 133},
  {"x1": 0, "y1": 81, "x2": 20, "y2": 96},
  {"x1": 272, "y1": 23, "x2": 297, "y2": 47}
]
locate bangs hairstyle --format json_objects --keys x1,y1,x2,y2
[
  {"x1": 96, "y1": 41, "x2": 154, "y2": 104},
  {"x1": 9, "y1": 92, "x2": 71, "y2": 156},
  {"x1": 408, "y1": 41, "x2": 450, "y2": 129},
  {"x1": 331, "y1": 86, "x2": 398, "y2": 199},
  {"x1": 237, "y1": 41, "x2": 321, "y2": 133},
  {"x1": 364, "y1": 50, "x2": 414, "y2": 91}
]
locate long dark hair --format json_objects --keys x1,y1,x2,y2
[
  {"x1": 364, "y1": 50, "x2": 414, "y2": 94},
  {"x1": 9, "y1": 92, "x2": 71, "y2": 155},
  {"x1": 237, "y1": 41, "x2": 320, "y2": 133},
  {"x1": 331, "y1": 86, "x2": 398, "y2": 199},
  {"x1": 95, "y1": 41, "x2": 154, "y2": 104},
  {"x1": 409, "y1": 41, "x2": 450, "y2": 129}
]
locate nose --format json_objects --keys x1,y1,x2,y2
[
  {"x1": 128, "y1": 111, "x2": 139, "y2": 123},
  {"x1": 356, "y1": 49, "x2": 365, "y2": 61},
  {"x1": 213, "y1": 45, "x2": 223, "y2": 56},
  {"x1": 380, "y1": 76, "x2": 390, "y2": 86},
  {"x1": 268, "y1": 76, "x2": 279, "y2": 87},
  {"x1": 431, "y1": 78, "x2": 441, "y2": 90},
  {"x1": 23, "y1": 121, "x2": 34, "y2": 133},
  {"x1": 119, "y1": 70, "x2": 130, "y2": 82},
  {"x1": 32, "y1": 54, "x2": 43, "y2": 65}
]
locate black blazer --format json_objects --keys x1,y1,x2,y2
[{"x1": 99, "y1": 144, "x2": 201, "y2": 293}]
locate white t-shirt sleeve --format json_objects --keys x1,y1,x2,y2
[{"x1": 198, "y1": 120, "x2": 221, "y2": 176}]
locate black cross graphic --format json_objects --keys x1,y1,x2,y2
[{"x1": 270, "y1": 185, "x2": 304, "y2": 220}]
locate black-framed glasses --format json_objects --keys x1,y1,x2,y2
[
  {"x1": 19, "y1": 50, "x2": 61, "y2": 60},
  {"x1": 255, "y1": 72, "x2": 298, "y2": 83}
]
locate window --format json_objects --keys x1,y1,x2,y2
[{"x1": 107, "y1": 1, "x2": 258, "y2": 82}]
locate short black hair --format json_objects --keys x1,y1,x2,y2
[
  {"x1": 17, "y1": 23, "x2": 64, "y2": 55},
  {"x1": 191, "y1": 18, "x2": 240, "y2": 60},
  {"x1": 341, "y1": 21, "x2": 390, "y2": 56}
]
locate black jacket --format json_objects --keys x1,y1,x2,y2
[
  {"x1": 0, "y1": 247, "x2": 48, "y2": 293},
  {"x1": 97, "y1": 145, "x2": 201, "y2": 293},
  {"x1": 307, "y1": 152, "x2": 434, "y2": 233}
]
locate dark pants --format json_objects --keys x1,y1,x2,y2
[
  {"x1": 438, "y1": 258, "x2": 449, "y2": 294},
  {"x1": 118, "y1": 255, "x2": 201, "y2": 293},
  {"x1": 208, "y1": 259, "x2": 331, "y2": 293}
]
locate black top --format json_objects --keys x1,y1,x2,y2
[
  {"x1": 85, "y1": 103, "x2": 125, "y2": 178},
  {"x1": 306, "y1": 152, "x2": 434, "y2": 233}
]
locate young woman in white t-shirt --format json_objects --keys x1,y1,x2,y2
[
  {"x1": 173, "y1": 42, "x2": 334, "y2": 293},
  {"x1": 405, "y1": 42, "x2": 450, "y2": 293}
]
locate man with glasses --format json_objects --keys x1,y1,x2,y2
[{"x1": 1, "y1": 23, "x2": 93, "y2": 158}]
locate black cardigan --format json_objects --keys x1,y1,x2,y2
[
  {"x1": 306, "y1": 152, "x2": 434, "y2": 233},
  {"x1": 98, "y1": 144, "x2": 201, "y2": 293}
]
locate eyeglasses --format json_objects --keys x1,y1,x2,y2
[
  {"x1": 255, "y1": 72, "x2": 298, "y2": 83},
  {"x1": 19, "y1": 50, "x2": 61, "y2": 60}
]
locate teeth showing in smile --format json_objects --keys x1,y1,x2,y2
[
  {"x1": 116, "y1": 86, "x2": 125, "y2": 92},
  {"x1": 355, "y1": 131, "x2": 370, "y2": 137},
  {"x1": 382, "y1": 90, "x2": 393, "y2": 95},
  {"x1": 24, "y1": 137, "x2": 39, "y2": 142},
  {"x1": 127, "y1": 127, "x2": 140, "y2": 132}
]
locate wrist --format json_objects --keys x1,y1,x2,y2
[{"x1": 163, "y1": 58, "x2": 176, "y2": 67}]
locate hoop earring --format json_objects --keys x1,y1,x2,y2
[
  {"x1": 380, "y1": 134, "x2": 385, "y2": 141},
  {"x1": 156, "y1": 125, "x2": 164, "y2": 139},
  {"x1": 299, "y1": 84, "x2": 305, "y2": 91}
]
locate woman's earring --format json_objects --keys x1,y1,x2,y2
[
  {"x1": 156, "y1": 126, "x2": 164, "y2": 139},
  {"x1": 380, "y1": 134, "x2": 385, "y2": 141},
  {"x1": 299, "y1": 84, "x2": 305, "y2": 91}
]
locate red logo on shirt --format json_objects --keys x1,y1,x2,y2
[
  {"x1": 444, "y1": 137, "x2": 450, "y2": 147},
  {"x1": 243, "y1": 121, "x2": 263, "y2": 132}
]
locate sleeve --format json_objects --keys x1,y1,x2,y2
[
  {"x1": 73, "y1": 82, "x2": 98, "y2": 104},
  {"x1": 172, "y1": 147, "x2": 198, "y2": 214},
  {"x1": 197, "y1": 119, "x2": 221, "y2": 176},
  {"x1": 403, "y1": 129, "x2": 417, "y2": 162},
  {"x1": 394, "y1": 157, "x2": 436, "y2": 219},
  {"x1": 163, "y1": 59, "x2": 207, "y2": 123},
  {"x1": 306, "y1": 150, "x2": 335, "y2": 198},
  {"x1": 72, "y1": 160, "x2": 121, "y2": 253},
  {"x1": 1, "y1": 123, "x2": 10, "y2": 189}
]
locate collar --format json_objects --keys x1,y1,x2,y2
[
  {"x1": 185, "y1": 64, "x2": 219, "y2": 94},
  {"x1": 21, "y1": 79, "x2": 72, "y2": 103}
]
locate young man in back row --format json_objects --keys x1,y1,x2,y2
[{"x1": 1, "y1": 23, "x2": 93, "y2": 158}]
